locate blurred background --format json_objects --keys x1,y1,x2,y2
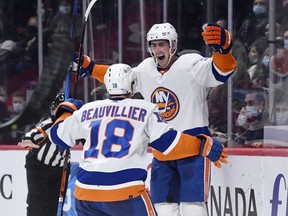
[{"x1": 0, "y1": 0, "x2": 287, "y2": 148}]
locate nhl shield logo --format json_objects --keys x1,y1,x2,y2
[{"x1": 151, "y1": 87, "x2": 180, "y2": 121}]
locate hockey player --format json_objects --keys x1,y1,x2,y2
[
  {"x1": 18, "y1": 93, "x2": 70, "y2": 216},
  {"x1": 49, "y1": 63, "x2": 227, "y2": 216},
  {"x1": 73, "y1": 22, "x2": 236, "y2": 215}
]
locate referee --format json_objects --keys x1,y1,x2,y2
[{"x1": 18, "y1": 93, "x2": 70, "y2": 216}]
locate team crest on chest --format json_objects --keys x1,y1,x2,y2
[{"x1": 151, "y1": 87, "x2": 180, "y2": 121}]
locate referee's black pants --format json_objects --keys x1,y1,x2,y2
[{"x1": 25, "y1": 156, "x2": 70, "y2": 216}]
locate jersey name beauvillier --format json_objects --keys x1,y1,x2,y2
[{"x1": 51, "y1": 98, "x2": 182, "y2": 201}]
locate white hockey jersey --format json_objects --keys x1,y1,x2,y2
[
  {"x1": 134, "y1": 53, "x2": 234, "y2": 131},
  {"x1": 50, "y1": 98, "x2": 202, "y2": 202}
]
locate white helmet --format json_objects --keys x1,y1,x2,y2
[
  {"x1": 104, "y1": 63, "x2": 134, "y2": 95},
  {"x1": 147, "y1": 23, "x2": 178, "y2": 53}
]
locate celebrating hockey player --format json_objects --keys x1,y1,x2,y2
[
  {"x1": 49, "y1": 63, "x2": 227, "y2": 216},
  {"x1": 73, "y1": 22, "x2": 236, "y2": 215}
]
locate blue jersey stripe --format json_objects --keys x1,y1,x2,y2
[
  {"x1": 50, "y1": 122, "x2": 71, "y2": 149},
  {"x1": 212, "y1": 63, "x2": 232, "y2": 82},
  {"x1": 77, "y1": 167, "x2": 147, "y2": 185},
  {"x1": 183, "y1": 126, "x2": 210, "y2": 136},
  {"x1": 150, "y1": 130, "x2": 177, "y2": 152}
]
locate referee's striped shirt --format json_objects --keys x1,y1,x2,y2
[{"x1": 24, "y1": 116, "x2": 70, "y2": 167}]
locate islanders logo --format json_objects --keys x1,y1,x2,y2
[{"x1": 151, "y1": 87, "x2": 180, "y2": 121}]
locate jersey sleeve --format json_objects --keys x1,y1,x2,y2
[
  {"x1": 182, "y1": 53, "x2": 234, "y2": 87},
  {"x1": 91, "y1": 64, "x2": 110, "y2": 83},
  {"x1": 49, "y1": 112, "x2": 80, "y2": 149},
  {"x1": 146, "y1": 107, "x2": 202, "y2": 161},
  {"x1": 212, "y1": 52, "x2": 237, "y2": 73}
]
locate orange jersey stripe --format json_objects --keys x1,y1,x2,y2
[
  {"x1": 212, "y1": 52, "x2": 237, "y2": 73},
  {"x1": 74, "y1": 184, "x2": 146, "y2": 202},
  {"x1": 53, "y1": 112, "x2": 72, "y2": 126},
  {"x1": 91, "y1": 64, "x2": 109, "y2": 83},
  {"x1": 152, "y1": 133, "x2": 201, "y2": 161},
  {"x1": 141, "y1": 190, "x2": 157, "y2": 216}
]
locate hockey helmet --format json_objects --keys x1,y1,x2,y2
[
  {"x1": 147, "y1": 23, "x2": 178, "y2": 52},
  {"x1": 104, "y1": 64, "x2": 134, "y2": 95},
  {"x1": 51, "y1": 93, "x2": 65, "y2": 111}
]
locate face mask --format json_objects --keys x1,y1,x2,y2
[
  {"x1": 237, "y1": 114, "x2": 247, "y2": 126},
  {"x1": 249, "y1": 56, "x2": 258, "y2": 64},
  {"x1": 253, "y1": 5, "x2": 267, "y2": 15},
  {"x1": 276, "y1": 111, "x2": 288, "y2": 124},
  {"x1": 27, "y1": 26, "x2": 37, "y2": 34},
  {"x1": 59, "y1": 6, "x2": 71, "y2": 14},
  {"x1": 13, "y1": 103, "x2": 24, "y2": 113},
  {"x1": 284, "y1": 39, "x2": 288, "y2": 49},
  {"x1": 0, "y1": 96, "x2": 5, "y2": 102},
  {"x1": 262, "y1": 56, "x2": 269, "y2": 67},
  {"x1": 246, "y1": 105, "x2": 258, "y2": 117}
]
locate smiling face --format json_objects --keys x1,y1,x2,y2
[{"x1": 149, "y1": 39, "x2": 177, "y2": 68}]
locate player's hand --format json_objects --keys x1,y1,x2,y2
[
  {"x1": 18, "y1": 140, "x2": 39, "y2": 150},
  {"x1": 197, "y1": 134, "x2": 228, "y2": 168},
  {"x1": 201, "y1": 23, "x2": 232, "y2": 54},
  {"x1": 55, "y1": 98, "x2": 83, "y2": 119},
  {"x1": 73, "y1": 52, "x2": 95, "y2": 77}
]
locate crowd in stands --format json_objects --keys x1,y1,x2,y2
[
  {"x1": 0, "y1": 0, "x2": 81, "y2": 144},
  {"x1": 0, "y1": 0, "x2": 288, "y2": 148},
  {"x1": 208, "y1": 0, "x2": 288, "y2": 147}
]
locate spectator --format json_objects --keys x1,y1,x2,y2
[
  {"x1": 15, "y1": 16, "x2": 39, "y2": 74},
  {"x1": 0, "y1": 90, "x2": 28, "y2": 144},
  {"x1": 278, "y1": 0, "x2": 288, "y2": 27},
  {"x1": 234, "y1": 106, "x2": 249, "y2": 145},
  {"x1": 250, "y1": 47, "x2": 269, "y2": 89},
  {"x1": 48, "y1": 0, "x2": 81, "y2": 47},
  {"x1": 247, "y1": 38, "x2": 268, "y2": 81},
  {"x1": 236, "y1": 91, "x2": 269, "y2": 147},
  {"x1": 274, "y1": 100, "x2": 288, "y2": 125},
  {"x1": 238, "y1": 0, "x2": 269, "y2": 51},
  {"x1": 264, "y1": 22, "x2": 284, "y2": 49},
  {"x1": 9, "y1": 90, "x2": 26, "y2": 117}
]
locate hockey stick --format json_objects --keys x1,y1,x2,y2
[
  {"x1": 56, "y1": 1, "x2": 98, "y2": 216},
  {"x1": 56, "y1": 0, "x2": 79, "y2": 215},
  {"x1": 74, "y1": 0, "x2": 99, "y2": 97}
]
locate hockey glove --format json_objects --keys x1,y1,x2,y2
[
  {"x1": 201, "y1": 23, "x2": 232, "y2": 54},
  {"x1": 18, "y1": 140, "x2": 40, "y2": 150},
  {"x1": 55, "y1": 98, "x2": 83, "y2": 119},
  {"x1": 197, "y1": 134, "x2": 228, "y2": 168},
  {"x1": 73, "y1": 52, "x2": 95, "y2": 77}
]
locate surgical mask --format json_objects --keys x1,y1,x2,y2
[
  {"x1": 246, "y1": 105, "x2": 258, "y2": 117},
  {"x1": 237, "y1": 114, "x2": 247, "y2": 126},
  {"x1": 0, "y1": 96, "x2": 5, "y2": 102},
  {"x1": 262, "y1": 56, "x2": 269, "y2": 67},
  {"x1": 249, "y1": 56, "x2": 258, "y2": 64},
  {"x1": 13, "y1": 103, "x2": 24, "y2": 113},
  {"x1": 59, "y1": 6, "x2": 71, "y2": 14},
  {"x1": 27, "y1": 26, "x2": 37, "y2": 34},
  {"x1": 276, "y1": 111, "x2": 288, "y2": 124},
  {"x1": 253, "y1": 5, "x2": 267, "y2": 15},
  {"x1": 284, "y1": 39, "x2": 288, "y2": 49}
]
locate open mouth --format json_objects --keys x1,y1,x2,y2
[{"x1": 157, "y1": 55, "x2": 165, "y2": 61}]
